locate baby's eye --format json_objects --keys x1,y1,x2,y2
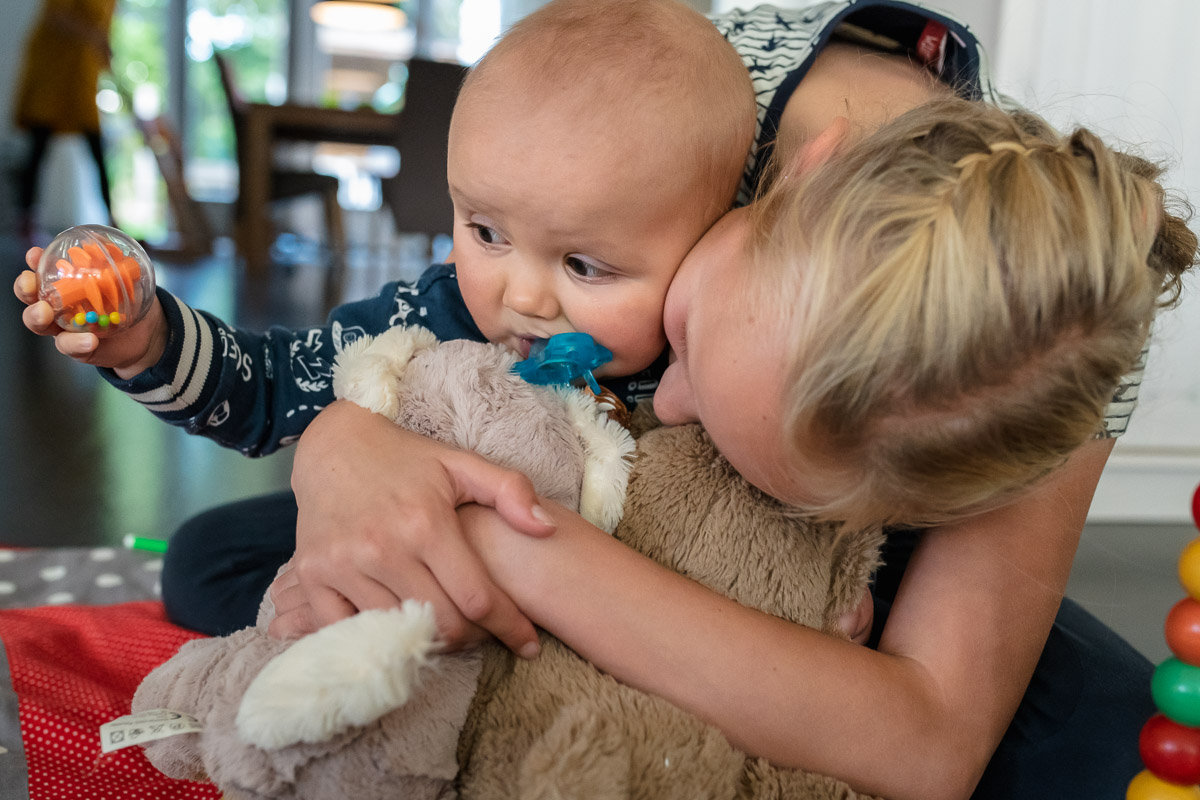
[
  {"x1": 467, "y1": 222, "x2": 509, "y2": 248},
  {"x1": 565, "y1": 255, "x2": 613, "y2": 281}
]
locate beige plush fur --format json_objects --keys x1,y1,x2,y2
[
  {"x1": 132, "y1": 333, "x2": 883, "y2": 800},
  {"x1": 457, "y1": 413, "x2": 883, "y2": 799}
]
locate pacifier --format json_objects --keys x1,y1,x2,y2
[{"x1": 512, "y1": 332, "x2": 612, "y2": 395}]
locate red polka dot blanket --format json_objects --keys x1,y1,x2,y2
[{"x1": 0, "y1": 549, "x2": 221, "y2": 799}]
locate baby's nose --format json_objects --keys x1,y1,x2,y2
[{"x1": 503, "y1": 269, "x2": 559, "y2": 320}]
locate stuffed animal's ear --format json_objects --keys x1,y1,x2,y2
[
  {"x1": 558, "y1": 389, "x2": 637, "y2": 534},
  {"x1": 332, "y1": 326, "x2": 439, "y2": 418}
]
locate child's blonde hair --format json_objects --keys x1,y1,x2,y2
[
  {"x1": 461, "y1": 0, "x2": 755, "y2": 223},
  {"x1": 751, "y1": 97, "x2": 1197, "y2": 529}
]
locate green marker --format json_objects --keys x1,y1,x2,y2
[{"x1": 122, "y1": 534, "x2": 169, "y2": 554}]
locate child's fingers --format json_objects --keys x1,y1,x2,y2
[
  {"x1": 268, "y1": 602, "x2": 322, "y2": 641},
  {"x1": 13, "y1": 270, "x2": 39, "y2": 304},
  {"x1": 444, "y1": 451, "x2": 558, "y2": 538},
  {"x1": 25, "y1": 247, "x2": 43, "y2": 270},
  {"x1": 54, "y1": 331, "x2": 99, "y2": 359},
  {"x1": 21, "y1": 300, "x2": 59, "y2": 335},
  {"x1": 422, "y1": 519, "x2": 540, "y2": 658}
]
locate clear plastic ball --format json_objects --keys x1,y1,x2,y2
[{"x1": 36, "y1": 225, "x2": 156, "y2": 337}]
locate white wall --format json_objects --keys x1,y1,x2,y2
[{"x1": 992, "y1": 0, "x2": 1200, "y2": 523}]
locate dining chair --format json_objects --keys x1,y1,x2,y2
[
  {"x1": 379, "y1": 58, "x2": 468, "y2": 244},
  {"x1": 212, "y1": 52, "x2": 346, "y2": 276},
  {"x1": 117, "y1": 82, "x2": 214, "y2": 262}
]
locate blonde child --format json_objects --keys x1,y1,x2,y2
[
  {"x1": 426, "y1": 99, "x2": 1194, "y2": 800},
  {"x1": 14, "y1": 0, "x2": 756, "y2": 646},
  {"x1": 275, "y1": 5, "x2": 1197, "y2": 800}
]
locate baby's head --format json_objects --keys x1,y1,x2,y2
[
  {"x1": 657, "y1": 97, "x2": 1197, "y2": 529},
  {"x1": 447, "y1": 0, "x2": 754, "y2": 377}
]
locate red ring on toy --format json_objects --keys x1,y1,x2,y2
[
  {"x1": 1141, "y1": 713, "x2": 1200, "y2": 786},
  {"x1": 1192, "y1": 482, "x2": 1200, "y2": 531}
]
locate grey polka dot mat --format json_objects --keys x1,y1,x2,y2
[{"x1": 0, "y1": 548, "x2": 162, "y2": 609}]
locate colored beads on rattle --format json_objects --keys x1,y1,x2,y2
[
  {"x1": 36, "y1": 225, "x2": 156, "y2": 338},
  {"x1": 1130, "y1": 483, "x2": 1200, "y2": 799}
]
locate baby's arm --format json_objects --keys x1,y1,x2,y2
[
  {"x1": 457, "y1": 437, "x2": 1113, "y2": 800},
  {"x1": 17, "y1": 246, "x2": 407, "y2": 457}
]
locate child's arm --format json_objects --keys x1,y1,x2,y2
[
  {"x1": 17, "y1": 249, "x2": 433, "y2": 457},
  {"x1": 271, "y1": 399, "x2": 557, "y2": 658},
  {"x1": 454, "y1": 437, "x2": 1113, "y2": 800}
]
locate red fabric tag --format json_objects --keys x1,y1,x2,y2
[
  {"x1": 916, "y1": 19, "x2": 949, "y2": 73},
  {"x1": 0, "y1": 601, "x2": 220, "y2": 799}
]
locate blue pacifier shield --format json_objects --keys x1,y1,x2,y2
[{"x1": 513, "y1": 332, "x2": 612, "y2": 394}]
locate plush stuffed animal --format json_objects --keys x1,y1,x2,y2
[{"x1": 132, "y1": 326, "x2": 883, "y2": 800}]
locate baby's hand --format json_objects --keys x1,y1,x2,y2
[
  {"x1": 270, "y1": 400, "x2": 557, "y2": 658},
  {"x1": 14, "y1": 247, "x2": 167, "y2": 377}
]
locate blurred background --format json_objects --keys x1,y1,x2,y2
[{"x1": 0, "y1": 0, "x2": 1197, "y2": 659}]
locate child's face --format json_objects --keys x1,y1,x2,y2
[
  {"x1": 655, "y1": 208, "x2": 845, "y2": 508},
  {"x1": 447, "y1": 98, "x2": 716, "y2": 378}
]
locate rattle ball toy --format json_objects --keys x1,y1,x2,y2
[{"x1": 36, "y1": 225, "x2": 155, "y2": 338}]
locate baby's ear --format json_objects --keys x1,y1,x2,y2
[{"x1": 783, "y1": 115, "x2": 851, "y2": 178}]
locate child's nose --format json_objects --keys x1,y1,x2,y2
[{"x1": 502, "y1": 267, "x2": 559, "y2": 320}]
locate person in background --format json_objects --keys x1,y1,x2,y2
[{"x1": 13, "y1": 0, "x2": 117, "y2": 241}]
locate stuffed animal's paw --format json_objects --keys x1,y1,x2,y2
[
  {"x1": 557, "y1": 387, "x2": 636, "y2": 534},
  {"x1": 332, "y1": 325, "x2": 438, "y2": 418},
  {"x1": 236, "y1": 600, "x2": 439, "y2": 749}
]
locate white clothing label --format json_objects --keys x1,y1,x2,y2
[{"x1": 99, "y1": 709, "x2": 203, "y2": 753}]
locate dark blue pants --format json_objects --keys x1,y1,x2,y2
[
  {"x1": 870, "y1": 530, "x2": 1153, "y2": 799},
  {"x1": 161, "y1": 491, "x2": 298, "y2": 637},
  {"x1": 163, "y1": 496, "x2": 1154, "y2": 798}
]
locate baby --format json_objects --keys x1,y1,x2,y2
[{"x1": 14, "y1": 0, "x2": 757, "y2": 645}]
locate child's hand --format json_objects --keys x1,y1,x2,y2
[
  {"x1": 838, "y1": 588, "x2": 874, "y2": 646},
  {"x1": 14, "y1": 247, "x2": 168, "y2": 378},
  {"x1": 270, "y1": 400, "x2": 557, "y2": 658}
]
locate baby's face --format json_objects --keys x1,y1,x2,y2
[
  {"x1": 447, "y1": 96, "x2": 716, "y2": 378},
  {"x1": 655, "y1": 208, "x2": 846, "y2": 509}
]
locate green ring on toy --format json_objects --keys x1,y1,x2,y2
[{"x1": 1153, "y1": 658, "x2": 1200, "y2": 727}]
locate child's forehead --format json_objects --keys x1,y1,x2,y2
[{"x1": 454, "y1": 94, "x2": 680, "y2": 185}]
